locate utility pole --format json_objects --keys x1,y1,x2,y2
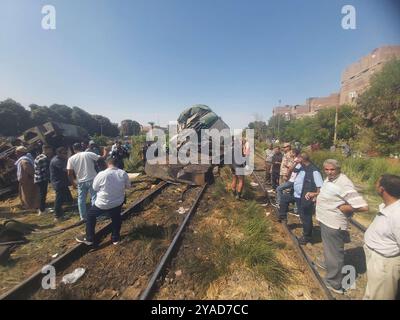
[
  {"x1": 333, "y1": 104, "x2": 338, "y2": 145},
  {"x1": 277, "y1": 99, "x2": 281, "y2": 139}
]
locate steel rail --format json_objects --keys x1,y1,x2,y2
[
  {"x1": 251, "y1": 171, "x2": 335, "y2": 300},
  {"x1": 139, "y1": 184, "x2": 207, "y2": 300},
  {"x1": 0, "y1": 181, "x2": 168, "y2": 300}
]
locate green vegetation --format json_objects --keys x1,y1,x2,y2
[
  {"x1": 0, "y1": 99, "x2": 145, "y2": 138},
  {"x1": 124, "y1": 135, "x2": 147, "y2": 173}
]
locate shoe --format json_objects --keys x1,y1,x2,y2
[
  {"x1": 38, "y1": 209, "x2": 46, "y2": 216},
  {"x1": 112, "y1": 241, "x2": 120, "y2": 245},
  {"x1": 324, "y1": 281, "x2": 345, "y2": 295},
  {"x1": 75, "y1": 235, "x2": 94, "y2": 246},
  {"x1": 298, "y1": 236, "x2": 311, "y2": 245},
  {"x1": 271, "y1": 203, "x2": 279, "y2": 209},
  {"x1": 289, "y1": 211, "x2": 300, "y2": 217},
  {"x1": 54, "y1": 216, "x2": 67, "y2": 223},
  {"x1": 45, "y1": 208, "x2": 54, "y2": 213},
  {"x1": 267, "y1": 189, "x2": 275, "y2": 193},
  {"x1": 314, "y1": 259, "x2": 327, "y2": 270}
]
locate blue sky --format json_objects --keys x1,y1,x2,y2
[{"x1": 0, "y1": 0, "x2": 399, "y2": 129}]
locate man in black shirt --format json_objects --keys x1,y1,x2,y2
[
  {"x1": 271, "y1": 146, "x2": 283, "y2": 190},
  {"x1": 50, "y1": 147, "x2": 73, "y2": 222},
  {"x1": 110, "y1": 141, "x2": 129, "y2": 170}
]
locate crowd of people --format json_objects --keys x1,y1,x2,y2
[
  {"x1": 14, "y1": 140, "x2": 131, "y2": 245},
  {"x1": 263, "y1": 142, "x2": 400, "y2": 299}
]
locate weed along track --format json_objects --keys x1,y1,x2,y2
[
  {"x1": 154, "y1": 168, "x2": 326, "y2": 300},
  {"x1": 253, "y1": 153, "x2": 368, "y2": 300}
]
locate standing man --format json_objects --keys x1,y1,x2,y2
[
  {"x1": 14, "y1": 146, "x2": 40, "y2": 210},
  {"x1": 270, "y1": 146, "x2": 283, "y2": 191},
  {"x1": 67, "y1": 143, "x2": 106, "y2": 220},
  {"x1": 76, "y1": 157, "x2": 131, "y2": 246},
  {"x1": 316, "y1": 159, "x2": 368, "y2": 294},
  {"x1": 275, "y1": 149, "x2": 301, "y2": 207},
  {"x1": 265, "y1": 144, "x2": 274, "y2": 184},
  {"x1": 110, "y1": 141, "x2": 130, "y2": 170},
  {"x1": 85, "y1": 140, "x2": 101, "y2": 155},
  {"x1": 50, "y1": 147, "x2": 73, "y2": 222},
  {"x1": 278, "y1": 152, "x2": 323, "y2": 245},
  {"x1": 280, "y1": 143, "x2": 295, "y2": 184},
  {"x1": 363, "y1": 174, "x2": 400, "y2": 300},
  {"x1": 230, "y1": 137, "x2": 246, "y2": 200},
  {"x1": 34, "y1": 145, "x2": 54, "y2": 215}
]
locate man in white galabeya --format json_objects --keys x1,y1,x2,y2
[{"x1": 67, "y1": 143, "x2": 106, "y2": 220}]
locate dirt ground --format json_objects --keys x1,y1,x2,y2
[{"x1": 0, "y1": 178, "x2": 157, "y2": 296}]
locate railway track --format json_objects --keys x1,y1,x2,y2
[
  {"x1": 1, "y1": 181, "x2": 206, "y2": 300},
  {"x1": 252, "y1": 153, "x2": 368, "y2": 299}
]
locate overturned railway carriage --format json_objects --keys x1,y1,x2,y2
[
  {"x1": 0, "y1": 122, "x2": 88, "y2": 192},
  {"x1": 145, "y1": 105, "x2": 230, "y2": 185}
]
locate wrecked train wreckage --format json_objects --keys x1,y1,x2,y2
[
  {"x1": 0, "y1": 122, "x2": 88, "y2": 195},
  {"x1": 144, "y1": 105, "x2": 230, "y2": 186}
]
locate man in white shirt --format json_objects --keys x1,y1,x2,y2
[
  {"x1": 316, "y1": 159, "x2": 368, "y2": 294},
  {"x1": 76, "y1": 156, "x2": 131, "y2": 246},
  {"x1": 364, "y1": 174, "x2": 400, "y2": 300},
  {"x1": 67, "y1": 143, "x2": 105, "y2": 220}
]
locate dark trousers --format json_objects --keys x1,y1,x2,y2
[
  {"x1": 86, "y1": 204, "x2": 123, "y2": 243},
  {"x1": 36, "y1": 180, "x2": 48, "y2": 212},
  {"x1": 54, "y1": 186, "x2": 73, "y2": 218},
  {"x1": 271, "y1": 170, "x2": 280, "y2": 190},
  {"x1": 265, "y1": 162, "x2": 272, "y2": 184},
  {"x1": 320, "y1": 222, "x2": 348, "y2": 290},
  {"x1": 279, "y1": 195, "x2": 314, "y2": 240},
  {"x1": 295, "y1": 198, "x2": 314, "y2": 241}
]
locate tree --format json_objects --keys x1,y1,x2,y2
[
  {"x1": 0, "y1": 99, "x2": 31, "y2": 136},
  {"x1": 356, "y1": 58, "x2": 400, "y2": 154}
]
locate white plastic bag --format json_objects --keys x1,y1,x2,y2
[{"x1": 61, "y1": 268, "x2": 86, "y2": 284}]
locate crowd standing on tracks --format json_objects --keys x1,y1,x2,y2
[
  {"x1": 262, "y1": 141, "x2": 400, "y2": 299},
  {"x1": 13, "y1": 140, "x2": 131, "y2": 240}
]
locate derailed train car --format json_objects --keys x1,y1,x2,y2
[
  {"x1": 145, "y1": 105, "x2": 230, "y2": 185},
  {"x1": 0, "y1": 122, "x2": 88, "y2": 193}
]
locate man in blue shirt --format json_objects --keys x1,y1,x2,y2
[{"x1": 278, "y1": 152, "x2": 323, "y2": 245}]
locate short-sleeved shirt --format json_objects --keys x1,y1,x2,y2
[
  {"x1": 265, "y1": 149, "x2": 274, "y2": 163},
  {"x1": 34, "y1": 153, "x2": 50, "y2": 183},
  {"x1": 92, "y1": 167, "x2": 130, "y2": 210},
  {"x1": 50, "y1": 156, "x2": 69, "y2": 190},
  {"x1": 293, "y1": 165, "x2": 323, "y2": 198},
  {"x1": 316, "y1": 173, "x2": 367, "y2": 230},
  {"x1": 364, "y1": 200, "x2": 400, "y2": 257},
  {"x1": 271, "y1": 152, "x2": 283, "y2": 172},
  {"x1": 289, "y1": 163, "x2": 302, "y2": 183},
  {"x1": 67, "y1": 151, "x2": 100, "y2": 183},
  {"x1": 280, "y1": 151, "x2": 295, "y2": 177}
]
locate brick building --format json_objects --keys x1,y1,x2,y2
[
  {"x1": 340, "y1": 45, "x2": 400, "y2": 105},
  {"x1": 306, "y1": 93, "x2": 340, "y2": 113},
  {"x1": 271, "y1": 45, "x2": 400, "y2": 118}
]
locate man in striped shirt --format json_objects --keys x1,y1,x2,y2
[
  {"x1": 34, "y1": 145, "x2": 53, "y2": 215},
  {"x1": 316, "y1": 159, "x2": 368, "y2": 294}
]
